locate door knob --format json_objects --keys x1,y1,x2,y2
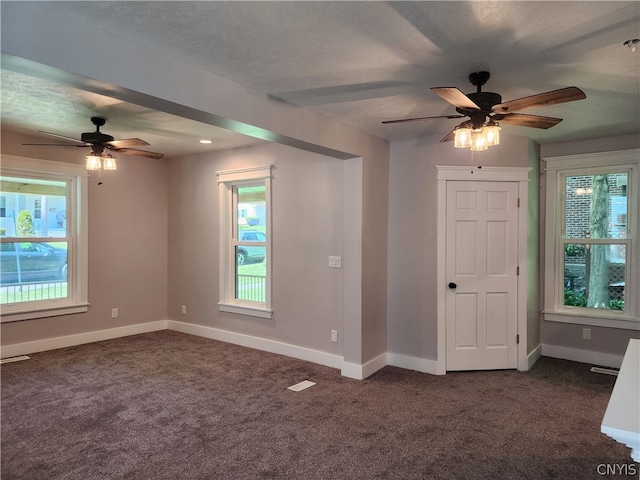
[{"x1": 448, "y1": 282, "x2": 457, "y2": 289}]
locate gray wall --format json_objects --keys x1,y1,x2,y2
[{"x1": 166, "y1": 143, "x2": 346, "y2": 357}]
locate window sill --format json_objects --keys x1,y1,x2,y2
[
  {"x1": 218, "y1": 302, "x2": 272, "y2": 319},
  {"x1": 544, "y1": 310, "x2": 640, "y2": 330},
  {"x1": 1, "y1": 303, "x2": 89, "y2": 323}
]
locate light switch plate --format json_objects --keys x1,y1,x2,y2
[{"x1": 329, "y1": 256, "x2": 342, "y2": 268}]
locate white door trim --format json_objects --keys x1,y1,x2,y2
[{"x1": 436, "y1": 166, "x2": 531, "y2": 374}]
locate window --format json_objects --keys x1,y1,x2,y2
[
  {"x1": 0, "y1": 156, "x2": 88, "y2": 322},
  {"x1": 217, "y1": 165, "x2": 272, "y2": 318},
  {"x1": 544, "y1": 150, "x2": 639, "y2": 329}
]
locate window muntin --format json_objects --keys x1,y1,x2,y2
[
  {"x1": 0, "y1": 156, "x2": 88, "y2": 322},
  {"x1": 544, "y1": 150, "x2": 638, "y2": 329},
  {"x1": 217, "y1": 166, "x2": 272, "y2": 318}
]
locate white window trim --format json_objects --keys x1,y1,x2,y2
[
  {"x1": 0, "y1": 155, "x2": 89, "y2": 322},
  {"x1": 217, "y1": 165, "x2": 272, "y2": 319},
  {"x1": 543, "y1": 149, "x2": 639, "y2": 330}
]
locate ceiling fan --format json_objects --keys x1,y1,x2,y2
[
  {"x1": 23, "y1": 116, "x2": 164, "y2": 159},
  {"x1": 382, "y1": 71, "x2": 586, "y2": 142}
]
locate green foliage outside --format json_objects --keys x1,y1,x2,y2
[
  {"x1": 564, "y1": 244, "x2": 586, "y2": 257},
  {"x1": 564, "y1": 288, "x2": 624, "y2": 311},
  {"x1": 17, "y1": 210, "x2": 35, "y2": 237},
  {"x1": 609, "y1": 299, "x2": 624, "y2": 311},
  {"x1": 564, "y1": 288, "x2": 587, "y2": 307},
  {"x1": 238, "y1": 224, "x2": 266, "y2": 233}
]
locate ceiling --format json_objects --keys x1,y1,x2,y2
[{"x1": 2, "y1": 1, "x2": 639, "y2": 159}]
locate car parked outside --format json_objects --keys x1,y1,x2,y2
[
  {"x1": 237, "y1": 230, "x2": 266, "y2": 265},
  {"x1": 0, "y1": 242, "x2": 68, "y2": 284}
]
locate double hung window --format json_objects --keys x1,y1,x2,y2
[
  {"x1": 1, "y1": 156, "x2": 88, "y2": 322},
  {"x1": 217, "y1": 165, "x2": 272, "y2": 318},
  {"x1": 544, "y1": 150, "x2": 639, "y2": 329}
]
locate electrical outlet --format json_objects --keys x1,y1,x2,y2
[
  {"x1": 181, "y1": 305, "x2": 187, "y2": 315},
  {"x1": 111, "y1": 308, "x2": 119, "y2": 318},
  {"x1": 583, "y1": 328, "x2": 591, "y2": 340},
  {"x1": 331, "y1": 330, "x2": 338, "y2": 342}
]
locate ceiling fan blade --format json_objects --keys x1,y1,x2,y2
[
  {"x1": 492, "y1": 87, "x2": 586, "y2": 113},
  {"x1": 497, "y1": 113, "x2": 563, "y2": 129},
  {"x1": 110, "y1": 147, "x2": 164, "y2": 159},
  {"x1": 382, "y1": 114, "x2": 465, "y2": 125},
  {"x1": 37, "y1": 131, "x2": 86, "y2": 144},
  {"x1": 440, "y1": 120, "x2": 472, "y2": 142},
  {"x1": 22, "y1": 143, "x2": 90, "y2": 147},
  {"x1": 431, "y1": 87, "x2": 481, "y2": 111},
  {"x1": 106, "y1": 138, "x2": 150, "y2": 148}
]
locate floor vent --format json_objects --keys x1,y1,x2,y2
[
  {"x1": 287, "y1": 380, "x2": 316, "y2": 392},
  {"x1": 590, "y1": 366, "x2": 619, "y2": 376},
  {"x1": 1, "y1": 355, "x2": 31, "y2": 365}
]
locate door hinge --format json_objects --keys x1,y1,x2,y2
[
  {"x1": 516, "y1": 266, "x2": 520, "y2": 276},
  {"x1": 517, "y1": 197, "x2": 520, "y2": 208},
  {"x1": 517, "y1": 334, "x2": 520, "y2": 344}
]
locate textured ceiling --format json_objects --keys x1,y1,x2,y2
[{"x1": 2, "y1": 1, "x2": 639, "y2": 158}]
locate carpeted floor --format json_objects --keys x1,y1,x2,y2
[{"x1": 1, "y1": 330, "x2": 635, "y2": 479}]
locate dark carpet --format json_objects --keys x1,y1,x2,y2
[{"x1": 1, "y1": 330, "x2": 635, "y2": 479}]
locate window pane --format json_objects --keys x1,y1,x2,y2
[
  {"x1": 565, "y1": 173, "x2": 627, "y2": 239},
  {"x1": 0, "y1": 241, "x2": 68, "y2": 304},
  {"x1": 0, "y1": 176, "x2": 67, "y2": 237},
  {"x1": 236, "y1": 185, "x2": 265, "y2": 237},
  {"x1": 564, "y1": 243, "x2": 625, "y2": 311},
  {"x1": 235, "y1": 246, "x2": 266, "y2": 302}
]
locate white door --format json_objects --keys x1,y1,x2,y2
[{"x1": 445, "y1": 180, "x2": 519, "y2": 371}]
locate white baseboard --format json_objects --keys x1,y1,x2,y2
[
  {"x1": 0, "y1": 320, "x2": 168, "y2": 359},
  {"x1": 387, "y1": 352, "x2": 441, "y2": 375},
  {"x1": 1, "y1": 318, "x2": 468, "y2": 381},
  {"x1": 342, "y1": 352, "x2": 387, "y2": 380},
  {"x1": 527, "y1": 344, "x2": 542, "y2": 369},
  {"x1": 167, "y1": 320, "x2": 343, "y2": 371},
  {"x1": 541, "y1": 343, "x2": 624, "y2": 369}
]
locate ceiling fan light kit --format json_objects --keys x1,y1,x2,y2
[
  {"x1": 383, "y1": 71, "x2": 586, "y2": 152},
  {"x1": 102, "y1": 154, "x2": 117, "y2": 171},
  {"x1": 454, "y1": 121, "x2": 501, "y2": 151},
  {"x1": 85, "y1": 153, "x2": 102, "y2": 171}
]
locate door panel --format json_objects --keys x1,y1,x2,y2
[{"x1": 446, "y1": 181, "x2": 518, "y2": 371}]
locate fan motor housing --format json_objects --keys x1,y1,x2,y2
[
  {"x1": 81, "y1": 132, "x2": 114, "y2": 144},
  {"x1": 457, "y1": 91, "x2": 502, "y2": 116}
]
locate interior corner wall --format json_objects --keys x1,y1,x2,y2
[
  {"x1": 0, "y1": 129, "x2": 169, "y2": 347},
  {"x1": 360, "y1": 144, "x2": 390, "y2": 366},
  {"x1": 167, "y1": 142, "x2": 347, "y2": 360},
  {"x1": 387, "y1": 135, "x2": 534, "y2": 366},
  {"x1": 538, "y1": 134, "x2": 640, "y2": 363},
  {"x1": 527, "y1": 139, "x2": 541, "y2": 355}
]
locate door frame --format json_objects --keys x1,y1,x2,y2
[{"x1": 435, "y1": 166, "x2": 531, "y2": 374}]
